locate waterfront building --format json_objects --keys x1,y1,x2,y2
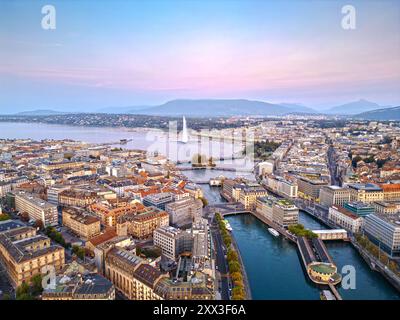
[
  {"x1": 272, "y1": 199, "x2": 299, "y2": 227},
  {"x1": 328, "y1": 206, "x2": 363, "y2": 233},
  {"x1": 256, "y1": 196, "x2": 275, "y2": 221},
  {"x1": 297, "y1": 177, "x2": 328, "y2": 200},
  {"x1": 143, "y1": 192, "x2": 174, "y2": 210},
  {"x1": 116, "y1": 206, "x2": 169, "y2": 239},
  {"x1": 165, "y1": 198, "x2": 203, "y2": 228},
  {"x1": 62, "y1": 207, "x2": 101, "y2": 240},
  {"x1": 364, "y1": 213, "x2": 400, "y2": 258},
  {"x1": 348, "y1": 183, "x2": 384, "y2": 203},
  {"x1": 319, "y1": 186, "x2": 351, "y2": 207},
  {"x1": 14, "y1": 191, "x2": 58, "y2": 227},
  {"x1": 0, "y1": 225, "x2": 65, "y2": 287},
  {"x1": 239, "y1": 187, "x2": 268, "y2": 210},
  {"x1": 343, "y1": 201, "x2": 375, "y2": 217}
]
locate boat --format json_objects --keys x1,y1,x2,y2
[
  {"x1": 223, "y1": 219, "x2": 233, "y2": 232},
  {"x1": 268, "y1": 228, "x2": 279, "y2": 237}
]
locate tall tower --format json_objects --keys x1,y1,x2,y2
[{"x1": 181, "y1": 116, "x2": 188, "y2": 143}]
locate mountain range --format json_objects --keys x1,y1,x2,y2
[
  {"x1": 6, "y1": 99, "x2": 399, "y2": 119},
  {"x1": 353, "y1": 106, "x2": 400, "y2": 121}
]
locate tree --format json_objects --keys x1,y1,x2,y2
[
  {"x1": 34, "y1": 219, "x2": 44, "y2": 230},
  {"x1": 16, "y1": 282, "x2": 30, "y2": 300},
  {"x1": 227, "y1": 249, "x2": 238, "y2": 262},
  {"x1": 30, "y1": 274, "x2": 43, "y2": 296},
  {"x1": 228, "y1": 261, "x2": 241, "y2": 273},
  {"x1": 20, "y1": 211, "x2": 30, "y2": 222},
  {"x1": 230, "y1": 271, "x2": 243, "y2": 283},
  {"x1": 199, "y1": 197, "x2": 208, "y2": 208}
]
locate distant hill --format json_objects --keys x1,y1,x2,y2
[
  {"x1": 130, "y1": 99, "x2": 303, "y2": 117},
  {"x1": 353, "y1": 106, "x2": 400, "y2": 120},
  {"x1": 15, "y1": 109, "x2": 68, "y2": 116},
  {"x1": 323, "y1": 99, "x2": 390, "y2": 115},
  {"x1": 278, "y1": 103, "x2": 317, "y2": 114}
]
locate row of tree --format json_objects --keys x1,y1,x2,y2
[
  {"x1": 215, "y1": 213, "x2": 246, "y2": 300},
  {"x1": 355, "y1": 234, "x2": 399, "y2": 275},
  {"x1": 288, "y1": 223, "x2": 318, "y2": 239}
]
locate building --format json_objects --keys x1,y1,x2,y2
[
  {"x1": 104, "y1": 248, "x2": 167, "y2": 300},
  {"x1": 41, "y1": 160, "x2": 85, "y2": 171},
  {"x1": 89, "y1": 201, "x2": 147, "y2": 227},
  {"x1": 373, "y1": 201, "x2": 400, "y2": 215},
  {"x1": 256, "y1": 196, "x2": 274, "y2": 221},
  {"x1": 238, "y1": 186, "x2": 268, "y2": 210},
  {"x1": 272, "y1": 199, "x2": 299, "y2": 227},
  {"x1": 297, "y1": 177, "x2": 328, "y2": 200},
  {"x1": 116, "y1": 206, "x2": 169, "y2": 239},
  {"x1": 14, "y1": 191, "x2": 58, "y2": 227},
  {"x1": 58, "y1": 189, "x2": 98, "y2": 208},
  {"x1": 364, "y1": 213, "x2": 400, "y2": 257},
  {"x1": 42, "y1": 262, "x2": 115, "y2": 300},
  {"x1": 165, "y1": 198, "x2": 203, "y2": 228},
  {"x1": 47, "y1": 185, "x2": 71, "y2": 205},
  {"x1": 277, "y1": 179, "x2": 298, "y2": 198},
  {"x1": 379, "y1": 184, "x2": 400, "y2": 201},
  {"x1": 153, "y1": 226, "x2": 192, "y2": 261},
  {"x1": 143, "y1": 192, "x2": 174, "y2": 210},
  {"x1": 0, "y1": 225, "x2": 65, "y2": 287},
  {"x1": 348, "y1": 183, "x2": 384, "y2": 203},
  {"x1": 343, "y1": 201, "x2": 375, "y2": 217},
  {"x1": 258, "y1": 161, "x2": 274, "y2": 175},
  {"x1": 319, "y1": 186, "x2": 351, "y2": 207},
  {"x1": 328, "y1": 206, "x2": 363, "y2": 233},
  {"x1": 62, "y1": 208, "x2": 101, "y2": 240}
]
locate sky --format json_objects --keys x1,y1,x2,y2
[{"x1": 0, "y1": 0, "x2": 399, "y2": 113}]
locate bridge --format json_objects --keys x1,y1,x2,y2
[{"x1": 312, "y1": 229, "x2": 348, "y2": 241}]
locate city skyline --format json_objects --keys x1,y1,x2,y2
[{"x1": 1, "y1": 0, "x2": 400, "y2": 113}]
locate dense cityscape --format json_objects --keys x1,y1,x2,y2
[{"x1": 0, "y1": 116, "x2": 399, "y2": 301}]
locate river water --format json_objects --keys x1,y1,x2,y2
[{"x1": 1, "y1": 121, "x2": 399, "y2": 300}]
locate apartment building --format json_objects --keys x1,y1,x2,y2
[
  {"x1": 89, "y1": 202, "x2": 147, "y2": 227},
  {"x1": 104, "y1": 248, "x2": 167, "y2": 300},
  {"x1": 116, "y1": 207, "x2": 169, "y2": 239},
  {"x1": 165, "y1": 198, "x2": 203, "y2": 228},
  {"x1": 14, "y1": 191, "x2": 58, "y2": 227},
  {"x1": 319, "y1": 186, "x2": 351, "y2": 207},
  {"x1": 0, "y1": 224, "x2": 65, "y2": 287},
  {"x1": 62, "y1": 208, "x2": 101, "y2": 240},
  {"x1": 58, "y1": 189, "x2": 98, "y2": 208}
]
